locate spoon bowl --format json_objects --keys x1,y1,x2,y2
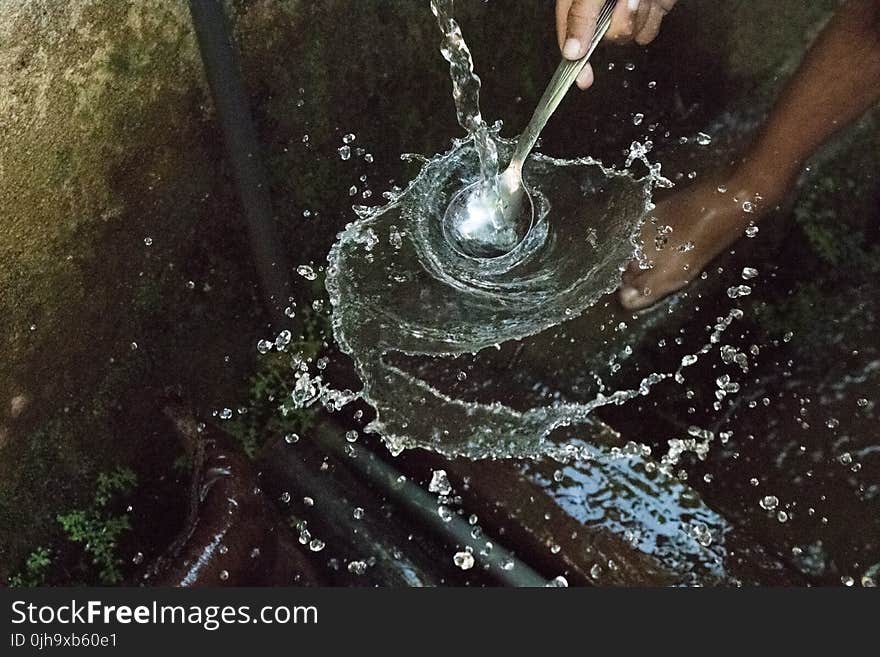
[{"x1": 442, "y1": 171, "x2": 535, "y2": 259}]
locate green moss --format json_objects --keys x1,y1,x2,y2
[
  {"x1": 7, "y1": 548, "x2": 52, "y2": 588},
  {"x1": 226, "y1": 302, "x2": 330, "y2": 458},
  {"x1": 56, "y1": 467, "x2": 137, "y2": 585},
  {"x1": 5, "y1": 467, "x2": 138, "y2": 586},
  {"x1": 0, "y1": 420, "x2": 92, "y2": 561}
]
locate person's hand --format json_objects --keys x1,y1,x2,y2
[{"x1": 556, "y1": 0, "x2": 678, "y2": 89}]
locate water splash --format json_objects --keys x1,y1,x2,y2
[
  {"x1": 308, "y1": 2, "x2": 741, "y2": 460},
  {"x1": 325, "y1": 135, "x2": 668, "y2": 458},
  {"x1": 301, "y1": 3, "x2": 692, "y2": 459}
]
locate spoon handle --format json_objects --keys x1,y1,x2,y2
[{"x1": 512, "y1": 0, "x2": 617, "y2": 167}]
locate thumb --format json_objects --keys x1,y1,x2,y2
[{"x1": 561, "y1": 0, "x2": 604, "y2": 60}]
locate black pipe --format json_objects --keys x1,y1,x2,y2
[
  {"x1": 306, "y1": 422, "x2": 550, "y2": 587},
  {"x1": 187, "y1": 0, "x2": 292, "y2": 329}
]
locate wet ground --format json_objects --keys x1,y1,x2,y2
[{"x1": 1, "y1": 0, "x2": 876, "y2": 586}]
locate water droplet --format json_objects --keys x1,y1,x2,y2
[
  {"x1": 353, "y1": 507, "x2": 365, "y2": 520},
  {"x1": 296, "y1": 264, "x2": 317, "y2": 280},
  {"x1": 338, "y1": 145, "x2": 351, "y2": 160},
  {"x1": 428, "y1": 469, "x2": 452, "y2": 495},
  {"x1": 218, "y1": 407, "x2": 233, "y2": 420},
  {"x1": 715, "y1": 374, "x2": 740, "y2": 394},
  {"x1": 284, "y1": 432, "x2": 300, "y2": 444},
  {"x1": 219, "y1": 570, "x2": 229, "y2": 581},
  {"x1": 342, "y1": 133, "x2": 356, "y2": 144},
  {"x1": 727, "y1": 285, "x2": 752, "y2": 299},
  {"x1": 759, "y1": 495, "x2": 779, "y2": 511},
  {"x1": 695, "y1": 132, "x2": 712, "y2": 145},
  {"x1": 309, "y1": 538, "x2": 325, "y2": 552},
  {"x1": 389, "y1": 227, "x2": 404, "y2": 250},
  {"x1": 689, "y1": 521, "x2": 713, "y2": 547},
  {"x1": 633, "y1": 112, "x2": 644, "y2": 126},
  {"x1": 347, "y1": 560, "x2": 367, "y2": 575},
  {"x1": 546, "y1": 575, "x2": 569, "y2": 587},
  {"x1": 453, "y1": 551, "x2": 474, "y2": 570},
  {"x1": 745, "y1": 225, "x2": 759, "y2": 238},
  {"x1": 143, "y1": 236, "x2": 153, "y2": 246},
  {"x1": 741, "y1": 267, "x2": 759, "y2": 280},
  {"x1": 274, "y1": 329, "x2": 292, "y2": 351}
]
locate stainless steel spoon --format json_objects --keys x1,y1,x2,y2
[{"x1": 443, "y1": 0, "x2": 617, "y2": 259}]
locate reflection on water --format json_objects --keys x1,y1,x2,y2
[{"x1": 525, "y1": 440, "x2": 731, "y2": 586}]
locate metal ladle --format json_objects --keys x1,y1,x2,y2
[{"x1": 443, "y1": 0, "x2": 617, "y2": 259}]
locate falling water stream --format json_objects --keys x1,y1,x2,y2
[{"x1": 430, "y1": 0, "x2": 498, "y2": 183}]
